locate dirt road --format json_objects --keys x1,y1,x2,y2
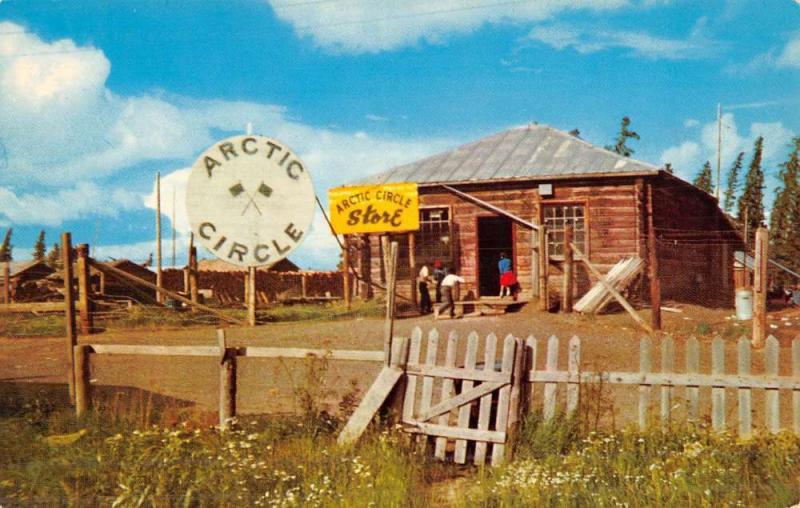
[{"x1": 3, "y1": 303, "x2": 800, "y2": 428}]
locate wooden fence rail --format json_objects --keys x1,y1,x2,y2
[
  {"x1": 528, "y1": 334, "x2": 800, "y2": 436},
  {"x1": 71, "y1": 328, "x2": 800, "y2": 445}
]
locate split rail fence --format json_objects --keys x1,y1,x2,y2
[{"x1": 71, "y1": 327, "x2": 800, "y2": 467}]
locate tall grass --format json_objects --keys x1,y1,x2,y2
[
  {"x1": 465, "y1": 413, "x2": 800, "y2": 507},
  {"x1": 0, "y1": 405, "x2": 431, "y2": 507}
]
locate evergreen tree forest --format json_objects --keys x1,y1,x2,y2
[
  {"x1": 723, "y1": 152, "x2": 744, "y2": 214},
  {"x1": 0, "y1": 228, "x2": 12, "y2": 262},
  {"x1": 46, "y1": 243, "x2": 62, "y2": 269},
  {"x1": 693, "y1": 161, "x2": 713, "y2": 193},
  {"x1": 33, "y1": 231, "x2": 46, "y2": 261},
  {"x1": 737, "y1": 136, "x2": 766, "y2": 242},
  {"x1": 606, "y1": 117, "x2": 640, "y2": 157},
  {"x1": 769, "y1": 137, "x2": 800, "y2": 286}
]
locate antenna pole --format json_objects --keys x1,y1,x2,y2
[{"x1": 156, "y1": 172, "x2": 163, "y2": 304}]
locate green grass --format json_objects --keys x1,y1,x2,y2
[
  {"x1": 464, "y1": 414, "x2": 800, "y2": 507},
  {"x1": 0, "y1": 404, "x2": 432, "y2": 507},
  {"x1": 2, "y1": 400, "x2": 800, "y2": 507},
  {"x1": 0, "y1": 313, "x2": 64, "y2": 337}
]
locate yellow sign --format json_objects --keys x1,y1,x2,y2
[{"x1": 328, "y1": 182, "x2": 419, "y2": 234}]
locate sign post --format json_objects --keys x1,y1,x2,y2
[
  {"x1": 328, "y1": 182, "x2": 420, "y2": 361},
  {"x1": 187, "y1": 135, "x2": 316, "y2": 325}
]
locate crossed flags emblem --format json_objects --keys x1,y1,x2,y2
[{"x1": 229, "y1": 181, "x2": 273, "y2": 216}]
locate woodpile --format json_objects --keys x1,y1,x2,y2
[{"x1": 574, "y1": 256, "x2": 644, "y2": 314}]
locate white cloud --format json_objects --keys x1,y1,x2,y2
[
  {"x1": 660, "y1": 141, "x2": 700, "y2": 175},
  {"x1": 683, "y1": 118, "x2": 699, "y2": 128},
  {"x1": 267, "y1": 0, "x2": 628, "y2": 53},
  {"x1": 660, "y1": 112, "x2": 796, "y2": 185},
  {"x1": 0, "y1": 181, "x2": 140, "y2": 226},
  {"x1": 365, "y1": 114, "x2": 389, "y2": 122},
  {"x1": 733, "y1": 33, "x2": 800, "y2": 73},
  {"x1": 776, "y1": 33, "x2": 800, "y2": 68},
  {"x1": 527, "y1": 21, "x2": 718, "y2": 60}
]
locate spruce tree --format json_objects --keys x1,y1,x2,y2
[
  {"x1": 723, "y1": 152, "x2": 744, "y2": 214},
  {"x1": 33, "y1": 230, "x2": 46, "y2": 261},
  {"x1": 0, "y1": 228, "x2": 12, "y2": 262},
  {"x1": 737, "y1": 136, "x2": 766, "y2": 240},
  {"x1": 46, "y1": 243, "x2": 62, "y2": 269},
  {"x1": 769, "y1": 137, "x2": 800, "y2": 286},
  {"x1": 693, "y1": 161, "x2": 714, "y2": 194},
  {"x1": 605, "y1": 116, "x2": 640, "y2": 157}
]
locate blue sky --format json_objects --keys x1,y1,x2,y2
[{"x1": 0, "y1": 0, "x2": 799, "y2": 269}]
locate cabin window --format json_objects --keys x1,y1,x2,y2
[
  {"x1": 543, "y1": 204, "x2": 586, "y2": 257},
  {"x1": 382, "y1": 207, "x2": 454, "y2": 280},
  {"x1": 415, "y1": 207, "x2": 453, "y2": 269}
]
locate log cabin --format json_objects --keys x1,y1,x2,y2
[{"x1": 347, "y1": 123, "x2": 743, "y2": 308}]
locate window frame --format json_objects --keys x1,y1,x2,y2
[
  {"x1": 415, "y1": 205, "x2": 455, "y2": 269},
  {"x1": 539, "y1": 200, "x2": 589, "y2": 259}
]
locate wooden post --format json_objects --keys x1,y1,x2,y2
[
  {"x1": 531, "y1": 225, "x2": 540, "y2": 298},
  {"x1": 74, "y1": 345, "x2": 90, "y2": 417},
  {"x1": 62, "y1": 233, "x2": 77, "y2": 404},
  {"x1": 247, "y1": 266, "x2": 256, "y2": 327},
  {"x1": 155, "y1": 172, "x2": 163, "y2": 304},
  {"x1": 753, "y1": 227, "x2": 768, "y2": 348},
  {"x1": 382, "y1": 238, "x2": 399, "y2": 366},
  {"x1": 189, "y1": 244, "x2": 198, "y2": 312},
  {"x1": 646, "y1": 184, "x2": 661, "y2": 331},
  {"x1": 76, "y1": 244, "x2": 93, "y2": 335},
  {"x1": 183, "y1": 266, "x2": 190, "y2": 293},
  {"x1": 538, "y1": 225, "x2": 549, "y2": 311},
  {"x1": 342, "y1": 236, "x2": 351, "y2": 309},
  {"x1": 218, "y1": 330, "x2": 237, "y2": 430},
  {"x1": 562, "y1": 225, "x2": 573, "y2": 313},
  {"x1": 408, "y1": 232, "x2": 417, "y2": 308},
  {"x1": 507, "y1": 337, "x2": 525, "y2": 451},
  {"x1": 301, "y1": 272, "x2": 308, "y2": 299},
  {"x1": 2, "y1": 260, "x2": 9, "y2": 304}
]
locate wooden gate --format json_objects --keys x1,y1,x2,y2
[{"x1": 400, "y1": 328, "x2": 524, "y2": 466}]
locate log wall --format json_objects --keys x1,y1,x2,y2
[
  {"x1": 651, "y1": 176, "x2": 741, "y2": 307},
  {"x1": 367, "y1": 177, "x2": 644, "y2": 301}
]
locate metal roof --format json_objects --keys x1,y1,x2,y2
[{"x1": 359, "y1": 124, "x2": 662, "y2": 185}]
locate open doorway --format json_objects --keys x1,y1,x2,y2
[{"x1": 477, "y1": 216, "x2": 513, "y2": 297}]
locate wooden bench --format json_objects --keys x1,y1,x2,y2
[{"x1": 434, "y1": 298, "x2": 528, "y2": 319}]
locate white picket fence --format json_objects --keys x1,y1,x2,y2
[{"x1": 528, "y1": 334, "x2": 800, "y2": 436}]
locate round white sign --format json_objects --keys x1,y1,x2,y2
[{"x1": 186, "y1": 135, "x2": 315, "y2": 267}]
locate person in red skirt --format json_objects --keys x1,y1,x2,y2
[{"x1": 498, "y1": 252, "x2": 518, "y2": 300}]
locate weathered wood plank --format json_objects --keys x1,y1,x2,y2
[
  {"x1": 737, "y1": 337, "x2": 752, "y2": 437},
  {"x1": 639, "y1": 336, "x2": 652, "y2": 430},
  {"x1": 0, "y1": 301, "x2": 64, "y2": 313},
  {"x1": 419, "y1": 329, "x2": 439, "y2": 453},
  {"x1": 402, "y1": 328, "x2": 423, "y2": 423},
  {"x1": 566, "y1": 336, "x2": 580, "y2": 415},
  {"x1": 712, "y1": 336, "x2": 726, "y2": 431},
  {"x1": 765, "y1": 335, "x2": 780, "y2": 434},
  {"x1": 435, "y1": 332, "x2": 458, "y2": 459},
  {"x1": 661, "y1": 336, "x2": 674, "y2": 427},
  {"x1": 455, "y1": 332, "x2": 479, "y2": 464},
  {"x1": 337, "y1": 367, "x2": 404, "y2": 445},
  {"x1": 406, "y1": 422, "x2": 506, "y2": 444},
  {"x1": 543, "y1": 335, "x2": 559, "y2": 422},
  {"x1": 529, "y1": 370, "x2": 800, "y2": 390},
  {"x1": 474, "y1": 333, "x2": 497, "y2": 465},
  {"x1": 491, "y1": 334, "x2": 517, "y2": 466},
  {"x1": 404, "y1": 364, "x2": 511, "y2": 383},
  {"x1": 686, "y1": 336, "x2": 700, "y2": 422},
  {"x1": 419, "y1": 382, "x2": 504, "y2": 423},
  {"x1": 526, "y1": 336, "x2": 538, "y2": 409},
  {"x1": 794, "y1": 339, "x2": 800, "y2": 434}
]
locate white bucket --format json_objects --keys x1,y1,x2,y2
[{"x1": 735, "y1": 288, "x2": 753, "y2": 321}]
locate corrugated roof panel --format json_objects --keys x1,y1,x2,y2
[{"x1": 357, "y1": 123, "x2": 660, "y2": 185}]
